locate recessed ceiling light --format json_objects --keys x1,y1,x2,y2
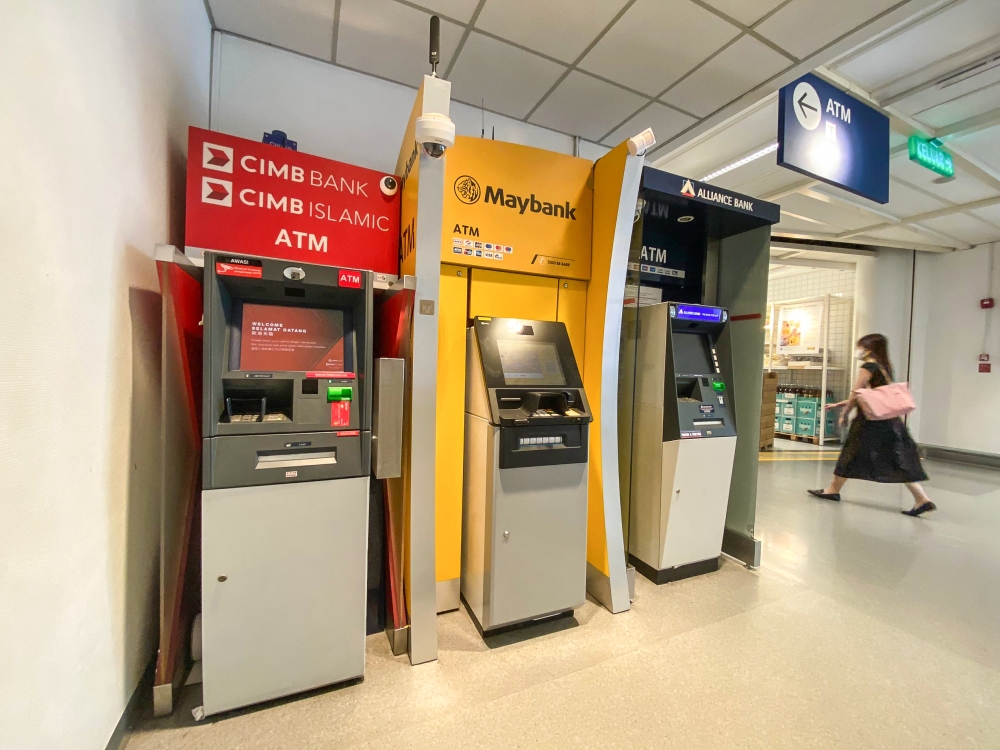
[
  {"x1": 701, "y1": 142, "x2": 779, "y2": 182},
  {"x1": 678, "y1": 215, "x2": 694, "y2": 223}
]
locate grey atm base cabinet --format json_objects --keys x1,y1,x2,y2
[
  {"x1": 201, "y1": 477, "x2": 369, "y2": 716},
  {"x1": 461, "y1": 413, "x2": 588, "y2": 633}
]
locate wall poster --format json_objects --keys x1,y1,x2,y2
[{"x1": 777, "y1": 301, "x2": 824, "y2": 354}]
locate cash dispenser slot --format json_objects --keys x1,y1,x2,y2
[
  {"x1": 255, "y1": 447, "x2": 337, "y2": 470},
  {"x1": 221, "y1": 379, "x2": 294, "y2": 424},
  {"x1": 676, "y1": 378, "x2": 703, "y2": 403}
]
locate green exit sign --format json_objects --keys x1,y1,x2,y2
[{"x1": 908, "y1": 136, "x2": 954, "y2": 178}]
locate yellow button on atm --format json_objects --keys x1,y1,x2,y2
[{"x1": 327, "y1": 386, "x2": 353, "y2": 402}]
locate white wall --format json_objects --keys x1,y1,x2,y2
[
  {"x1": 0, "y1": 2, "x2": 211, "y2": 748},
  {"x1": 211, "y1": 33, "x2": 611, "y2": 175},
  {"x1": 909, "y1": 245, "x2": 1000, "y2": 454}
]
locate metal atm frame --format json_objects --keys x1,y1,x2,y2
[
  {"x1": 200, "y1": 252, "x2": 373, "y2": 716},
  {"x1": 462, "y1": 317, "x2": 592, "y2": 635},
  {"x1": 628, "y1": 302, "x2": 738, "y2": 583}
]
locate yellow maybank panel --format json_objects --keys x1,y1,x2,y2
[
  {"x1": 435, "y1": 265, "x2": 468, "y2": 603},
  {"x1": 443, "y1": 137, "x2": 593, "y2": 280},
  {"x1": 469, "y1": 269, "x2": 558, "y2": 321},
  {"x1": 557, "y1": 279, "x2": 587, "y2": 370}
]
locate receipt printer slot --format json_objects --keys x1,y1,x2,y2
[{"x1": 499, "y1": 424, "x2": 587, "y2": 469}]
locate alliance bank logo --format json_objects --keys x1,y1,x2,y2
[
  {"x1": 202, "y1": 176, "x2": 232, "y2": 206},
  {"x1": 681, "y1": 179, "x2": 697, "y2": 198},
  {"x1": 203, "y1": 142, "x2": 234, "y2": 173}
]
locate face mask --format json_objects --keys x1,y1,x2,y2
[{"x1": 855, "y1": 350, "x2": 868, "y2": 361}]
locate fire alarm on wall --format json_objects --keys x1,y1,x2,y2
[
  {"x1": 983, "y1": 298, "x2": 995, "y2": 309},
  {"x1": 981, "y1": 354, "x2": 991, "y2": 362}
]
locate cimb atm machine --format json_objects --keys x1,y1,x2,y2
[
  {"x1": 201, "y1": 252, "x2": 373, "y2": 715},
  {"x1": 462, "y1": 318, "x2": 592, "y2": 635},
  {"x1": 627, "y1": 303, "x2": 737, "y2": 583}
]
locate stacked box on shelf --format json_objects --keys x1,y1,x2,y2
[
  {"x1": 794, "y1": 396, "x2": 840, "y2": 440},
  {"x1": 760, "y1": 372, "x2": 778, "y2": 450}
]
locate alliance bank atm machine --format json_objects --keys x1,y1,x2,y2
[
  {"x1": 201, "y1": 252, "x2": 372, "y2": 715},
  {"x1": 462, "y1": 318, "x2": 592, "y2": 635},
  {"x1": 628, "y1": 303, "x2": 737, "y2": 584}
]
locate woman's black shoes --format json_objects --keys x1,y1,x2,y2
[
  {"x1": 902, "y1": 501, "x2": 937, "y2": 517},
  {"x1": 808, "y1": 489, "x2": 841, "y2": 502}
]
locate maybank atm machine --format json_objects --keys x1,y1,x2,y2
[
  {"x1": 462, "y1": 318, "x2": 592, "y2": 635},
  {"x1": 200, "y1": 252, "x2": 372, "y2": 715},
  {"x1": 628, "y1": 303, "x2": 737, "y2": 583}
]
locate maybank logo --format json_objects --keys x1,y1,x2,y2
[
  {"x1": 454, "y1": 175, "x2": 481, "y2": 204},
  {"x1": 454, "y1": 176, "x2": 577, "y2": 220},
  {"x1": 681, "y1": 179, "x2": 696, "y2": 198}
]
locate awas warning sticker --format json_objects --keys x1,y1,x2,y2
[{"x1": 216, "y1": 257, "x2": 263, "y2": 278}]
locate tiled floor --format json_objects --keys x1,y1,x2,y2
[{"x1": 129, "y1": 456, "x2": 1000, "y2": 749}]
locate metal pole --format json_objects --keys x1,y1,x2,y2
[{"x1": 819, "y1": 294, "x2": 831, "y2": 446}]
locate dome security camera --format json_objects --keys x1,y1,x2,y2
[
  {"x1": 379, "y1": 175, "x2": 399, "y2": 196},
  {"x1": 415, "y1": 113, "x2": 455, "y2": 159}
]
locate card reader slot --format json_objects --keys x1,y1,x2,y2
[{"x1": 255, "y1": 448, "x2": 337, "y2": 469}]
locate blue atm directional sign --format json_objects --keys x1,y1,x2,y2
[{"x1": 778, "y1": 73, "x2": 890, "y2": 204}]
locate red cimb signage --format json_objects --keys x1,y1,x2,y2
[{"x1": 185, "y1": 127, "x2": 400, "y2": 275}]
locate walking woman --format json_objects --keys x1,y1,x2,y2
[{"x1": 808, "y1": 333, "x2": 936, "y2": 516}]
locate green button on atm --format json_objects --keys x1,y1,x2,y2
[
  {"x1": 327, "y1": 386, "x2": 353, "y2": 402},
  {"x1": 712, "y1": 380, "x2": 726, "y2": 392}
]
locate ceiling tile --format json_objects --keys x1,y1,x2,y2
[
  {"x1": 916, "y1": 214, "x2": 1000, "y2": 245},
  {"x1": 700, "y1": 0, "x2": 787, "y2": 26},
  {"x1": 970, "y1": 203, "x2": 1000, "y2": 229},
  {"x1": 657, "y1": 99, "x2": 777, "y2": 179},
  {"x1": 867, "y1": 225, "x2": 955, "y2": 248},
  {"x1": 475, "y1": 0, "x2": 629, "y2": 64},
  {"x1": 209, "y1": 0, "x2": 337, "y2": 59},
  {"x1": 950, "y1": 126, "x2": 1000, "y2": 174},
  {"x1": 529, "y1": 71, "x2": 648, "y2": 141},
  {"x1": 911, "y1": 80, "x2": 1000, "y2": 131},
  {"x1": 601, "y1": 102, "x2": 696, "y2": 147},
  {"x1": 892, "y1": 64, "x2": 1000, "y2": 121},
  {"x1": 661, "y1": 35, "x2": 790, "y2": 118},
  {"x1": 774, "y1": 213, "x2": 840, "y2": 234},
  {"x1": 448, "y1": 32, "x2": 567, "y2": 119},
  {"x1": 892, "y1": 159, "x2": 999, "y2": 204},
  {"x1": 885, "y1": 178, "x2": 950, "y2": 217},
  {"x1": 779, "y1": 192, "x2": 875, "y2": 230},
  {"x1": 833, "y1": 0, "x2": 1000, "y2": 93},
  {"x1": 728, "y1": 166, "x2": 804, "y2": 198},
  {"x1": 712, "y1": 151, "x2": 779, "y2": 190},
  {"x1": 413, "y1": 0, "x2": 482, "y2": 23},
  {"x1": 337, "y1": 0, "x2": 463, "y2": 87},
  {"x1": 579, "y1": 0, "x2": 740, "y2": 97},
  {"x1": 755, "y1": 0, "x2": 898, "y2": 60}
]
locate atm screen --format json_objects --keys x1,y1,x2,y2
[
  {"x1": 497, "y1": 340, "x2": 567, "y2": 387},
  {"x1": 236, "y1": 303, "x2": 348, "y2": 372},
  {"x1": 673, "y1": 332, "x2": 713, "y2": 375}
]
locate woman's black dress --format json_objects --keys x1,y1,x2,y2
[{"x1": 834, "y1": 362, "x2": 927, "y2": 483}]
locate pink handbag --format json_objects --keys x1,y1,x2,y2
[{"x1": 854, "y1": 368, "x2": 916, "y2": 420}]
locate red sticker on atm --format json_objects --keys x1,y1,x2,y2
[
  {"x1": 216, "y1": 258, "x2": 263, "y2": 278},
  {"x1": 331, "y1": 401, "x2": 351, "y2": 427},
  {"x1": 338, "y1": 269, "x2": 362, "y2": 288}
]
